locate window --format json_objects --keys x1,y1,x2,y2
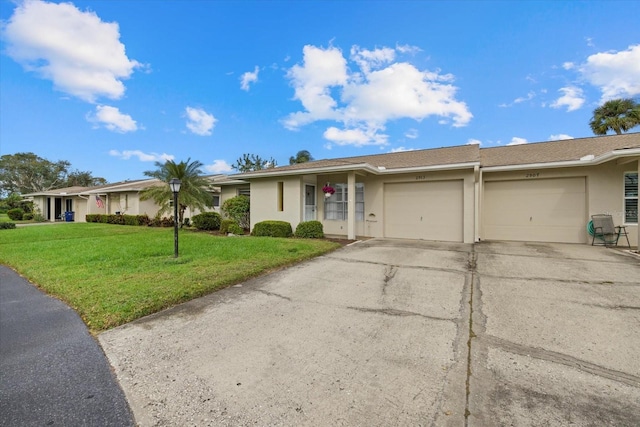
[
  {"x1": 624, "y1": 172, "x2": 638, "y2": 224},
  {"x1": 238, "y1": 187, "x2": 250, "y2": 197},
  {"x1": 324, "y1": 183, "x2": 364, "y2": 221},
  {"x1": 212, "y1": 195, "x2": 220, "y2": 208},
  {"x1": 65, "y1": 199, "x2": 73, "y2": 212},
  {"x1": 277, "y1": 182, "x2": 284, "y2": 212}
]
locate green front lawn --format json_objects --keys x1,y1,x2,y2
[{"x1": 0, "y1": 223, "x2": 340, "y2": 332}]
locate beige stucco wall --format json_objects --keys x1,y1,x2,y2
[
  {"x1": 249, "y1": 177, "x2": 303, "y2": 230},
  {"x1": 481, "y1": 159, "x2": 639, "y2": 247}
]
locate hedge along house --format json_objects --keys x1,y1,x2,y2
[
  {"x1": 24, "y1": 176, "x2": 224, "y2": 222},
  {"x1": 222, "y1": 133, "x2": 640, "y2": 247}
]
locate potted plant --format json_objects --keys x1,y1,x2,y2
[{"x1": 322, "y1": 184, "x2": 335, "y2": 198}]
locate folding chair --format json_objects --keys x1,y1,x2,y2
[{"x1": 590, "y1": 214, "x2": 630, "y2": 248}]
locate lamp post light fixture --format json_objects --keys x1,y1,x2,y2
[{"x1": 169, "y1": 178, "x2": 181, "y2": 258}]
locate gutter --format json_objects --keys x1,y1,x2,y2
[
  {"x1": 231, "y1": 161, "x2": 479, "y2": 179},
  {"x1": 482, "y1": 148, "x2": 640, "y2": 172}
]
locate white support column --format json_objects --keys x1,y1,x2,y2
[
  {"x1": 637, "y1": 159, "x2": 640, "y2": 249},
  {"x1": 347, "y1": 172, "x2": 356, "y2": 240}
]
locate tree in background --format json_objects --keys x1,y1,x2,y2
[
  {"x1": 589, "y1": 98, "x2": 640, "y2": 135},
  {"x1": 0, "y1": 152, "x2": 105, "y2": 196},
  {"x1": 65, "y1": 170, "x2": 107, "y2": 187},
  {"x1": 289, "y1": 150, "x2": 313, "y2": 165},
  {"x1": 232, "y1": 153, "x2": 277, "y2": 172},
  {"x1": 0, "y1": 152, "x2": 69, "y2": 196},
  {"x1": 140, "y1": 158, "x2": 214, "y2": 224}
]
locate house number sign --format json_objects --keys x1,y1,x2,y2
[
  {"x1": 525, "y1": 172, "x2": 540, "y2": 178},
  {"x1": 416, "y1": 175, "x2": 427, "y2": 180}
]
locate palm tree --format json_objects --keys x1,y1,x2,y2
[
  {"x1": 289, "y1": 150, "x2": 314, "y2": 165},
  {"x1": 140, "y1": 159, "x2": 214, "y2": 223},
  {"x1": 589, "y1": 98, "x2": 640, "y2": 135}
]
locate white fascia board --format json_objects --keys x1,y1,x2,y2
[
  {"x1": 482, "y1": 148, "x2": 640, "y2": 172},
  {"x1": 231, "y1": 162, "x2": 479, "y2": 179},
  {"x1": 231, "y1": 163, "x2": 378, "y2": 179},
  {"x1": 217, "y1": 179, "x2": 250, "y2": 186},
  {"x1": 376, "y1": 162, "x2": 480, "y2": 174}
]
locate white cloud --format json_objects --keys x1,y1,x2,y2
[
  {"x1": 390, "y1": 146, "x2": 415, "y2": 153},
  {"x1": 562, "y1": 62, "x2": 575, "y2": 70},
  {"x1": 549, "y1": 134, "x2": 574, "y2": 141},
  {"x1": 185, "y1": 107, "x2": 217, "y2": 136},
  {"x1": 350, "y1": 45, "x2": 396, "y2": 74},
  {"x1": 404, "y1": 128, "x2": 419, "y2": 139},
  {"x1": 396, "y1": 44, "x2": 422, "y2": 55},
  {"x1": 579, "y1": 44, "x2": 640, "y2": 101},
  {"x1": 501, "y1": 91, "x2": 536, "y2": 107},
  {"x1": 240, "y1": 66, "x2": 259, "y2": 91},
  {"x1": 323, "y1": 126, "x2": 388, "y2": 147},
  {"x1": 204, "y1": 160, "x2": 233, "y2": 174},
  {"x1": 3, "y1": 0, "x2": 141, "y2": 102},
  {"x1": 550, "y1": 86, "x2": 585, "y2": 111},
  {"x1": 284, "y1": 44, "x2": 472, "y2": 147},
  {"x1": 88, "y1": 105, "x2": 138, "y2": 133},
  {"x1": 109, "y1": 150, "x2": 174, "y2": 162},
  {"x1": 283, "y1": 45, "x2": 348, "y2": 129},
  {"x1": 467, "y1": 138, "x2": 482, "y2": 145},
  {"x1": 507, "y1": 137, "x2": 528, "y2": 146}
]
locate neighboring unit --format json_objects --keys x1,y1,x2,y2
[{"x1": 24, "y1": 177, "x2": 223, "y2": 223}]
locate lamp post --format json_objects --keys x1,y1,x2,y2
[{"x1": 169, "y1": 178, "x2": 181, "y2": 258}]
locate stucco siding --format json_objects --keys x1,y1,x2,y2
[{"x1": 249, "y1": 177, "x2": 302, "y2": 231}]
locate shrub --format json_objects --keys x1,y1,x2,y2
[
  {"x1": 294, "y1": 221, "x2": 324, "y2": 238},
  {"x1": 251, "y1": 220, "x2": 292, "y2": 238},
  {"x1": 221, "y1": 195, "x2": 250, "y2": 229},
  {"x1": 22, "y1": 212, "x2": 34, "y2": 221},
  {"x1": 192, "y1": 212, "x2": 221, "y2": 230},
  {"x1": 0, "y1": 222, "x2": 16, "y2": 229},
  {"x1": 85, "y1": 213, "x2": 151, "y2": 226},
  {"x1": 7, "y1": 208, "x2": 24, "y2": 221},
  {"x1": 228, "y1": 223, "x2": 244, "y2": 235},
  {"x1": 220, "y1": 219, "x2": 238, "y2": 234}
]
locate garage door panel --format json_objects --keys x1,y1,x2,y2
[
  {"x1": 384, "y1": 180, "x2": 463, "y2": 242},
  {"x1": 483, "y1": 178, "x2": 586, "y2": 243}
]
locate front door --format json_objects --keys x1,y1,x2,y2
[
  {"x1": 54, "y1": 198, "x2": 62, "y2": 221},
  {"x1": 304, "y1": 184, "x2": 316, "y2": 221}
]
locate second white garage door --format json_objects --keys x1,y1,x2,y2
[
  {"x1": 384, "y1": 180, "x2": 463, "y2": 242},
  {"x1": 482, "y1": 177, "x2": 587, "y2": 243}
]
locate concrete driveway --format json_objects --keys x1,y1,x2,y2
[{"x1": 98, "y1": 239, "x2": 640, "y2": 426}]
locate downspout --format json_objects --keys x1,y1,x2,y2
[
  {"x1": 347, "y1": 172, "x2": 356, "y2": 240},
  {"x1": 474, "y1": 165, "x2": 481, "y2": 242}
]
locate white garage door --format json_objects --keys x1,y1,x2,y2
[
  {"x1": 483, "y1": 177, "x2": 586, "y2": 243},
  {"x1": 384, "y1": 180, "x2": 463, "y2": 242}
]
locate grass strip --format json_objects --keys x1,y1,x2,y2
[{"x1": 0, "y1": 223, "x2": 340, "y2": 332}]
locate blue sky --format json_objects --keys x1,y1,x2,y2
[{"x1": 1, "y1": 0, "x2": 639, "y2": 183}]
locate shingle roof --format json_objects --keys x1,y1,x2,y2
[
  {"x1": 235, "y1": 144, "x2": 481, "y2": 177},
  {"x1": 481, "y1": 133, "x2": 640, "y2": 167}
]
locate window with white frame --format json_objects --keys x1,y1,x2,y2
[
  {"x1": 624, "y1": 172, "x2": 638, "y2": 224},
  {"x1": 324, "y1": 183, "x2": 364, "y2": 221}
]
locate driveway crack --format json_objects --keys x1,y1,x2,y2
[
  {"x1": 345, "y1": 306, "x2": 455, "y2": 323},
  {"x1": 464, "y1": 247, "x2": 478, "y2": 425},
  {"x1": 481, "y1": 334, "x2": 640, "y2": 388}
]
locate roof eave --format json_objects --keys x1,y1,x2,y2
[
  {"x1": 231, "y1": 161, "x2": 479, "y2": 179},
  {"x1": 482, "y1": 148, "x2": 640, "y2": 172}
]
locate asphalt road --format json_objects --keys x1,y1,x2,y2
[{"x1": 0, "y1": 266, "x2": 134, "y2": 427}]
